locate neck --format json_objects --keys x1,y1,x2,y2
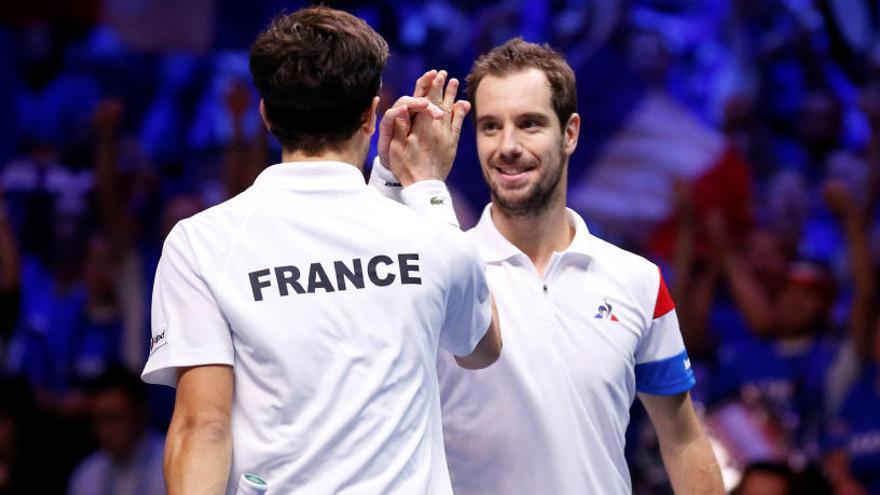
[
  {"x1": 490, "y1": 191, "x2": 573, "y2": 277},
  {"x1": 282, "y1": 146, "x2": 365, "y2": 171}
]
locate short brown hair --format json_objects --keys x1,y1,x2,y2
[
  {"x1": 249, "y1": 6, "x2": 389, "y2": 154},
  {"x1": 466, "y1": 38, "x2": 576, "y2": 130}
]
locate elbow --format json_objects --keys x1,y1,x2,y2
[
  {"x1": 454, "y1": 345, "x2": 500, "y2": 370},
  {"x1": 168, "y1": 413, "x2": 231, "y2": 449}
]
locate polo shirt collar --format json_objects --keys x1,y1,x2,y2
[
  {"x1": 471, "y1": 204, "x2": 594, "y2": 263},
  {"x1": 254, "y1": 161, "x2": 366, "y2": 190}
]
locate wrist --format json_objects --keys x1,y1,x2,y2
[
  {"x1": 368, "y1": 156, "x2": 403, "y2": 202},
  {"x1": 400, "y1": 180, "x2": 460, "y2": 228},
  {"x1": 399, "y1": 171, "x2": 437, "y2": 188}
]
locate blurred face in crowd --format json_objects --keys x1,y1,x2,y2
[
  {"x1": 775, "y1": 265, "x2": 832, "y2": 338},
  {"x1": 627, "y1": 30, "x2": 670, "y2": 86},
  {"x1": 746, "y1": 230, "x2": 789, "y2": 292},
  {"x1": 91, "y1": 388, "x2": 145, "y2": 461},
  {"x1": 474, "y1": 68, "x2": 579, "y2": 217},
  {"x1": 161, "y1": 194, "x2": 203, "y2": 238},
  {"x1": 736, "y1": 469, "x2": 791, "y2": 495},
  {"x1": 797, "y1": 90, "x2": 842, "y2": 154}
]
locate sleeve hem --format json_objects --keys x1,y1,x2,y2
[
  {"x1": 142, "y1": 350, "x2": 234, "y2": 387},
  {"x1": 448, "y1": 306, "x2": 492, "y2": 358},
  {"x1": 636, "y1": 373, "x2": 696, "y2": 395}
]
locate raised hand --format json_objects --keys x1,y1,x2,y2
[
  {"x1": 377, "y1": 92, "x2": 444, "y2": 172},
  {"x1": 379, "y1": 70, "x2": 471, "y2": 186}
]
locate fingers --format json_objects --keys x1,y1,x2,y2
[
  {"x1": 394, "y1": 110, "x2": 411, "y2": 139},
  {"x1": 442, "y1": 78, "x2": 460, "y2": 114},
  {"x1": 378, "y1": 105, "x2": 408, "y2": 166},
  {"x1": 388, "y1": 109, "x2": 412, "y2": 175},
  {"x1": 427, "y1": 70, "x2": 446, "y2": 105},
  {"x1": 449, "y1": 100, "x2": 471, "y2": 143},
  {"x1": 391, "y1": 96, "x2": 444, "y2": 119},
  {"x1": 413, "y1": 70, "x2": 438, "y2": 98}
]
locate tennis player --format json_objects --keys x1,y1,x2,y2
[
  {"x1": 376, "y1": 38, "x2": 723, "y2": 494},
  {"x1": 141, "y1": 7, "x2": 501, "y2": 494}
]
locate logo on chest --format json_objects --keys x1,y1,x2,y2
[{"x1": 594, "y1": 299, "x2": 619, "y2": 322}]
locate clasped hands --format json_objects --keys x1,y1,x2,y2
[{"x1": 378, "y1": 70, "x2": 471, "y2": 186}]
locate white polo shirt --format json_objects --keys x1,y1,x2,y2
[
  {"x1": 438, "y1": 205, "x2": 694, "y2": 495},
  {"x1": 142, "y1": 161, "x2": 492, "y2": 495}
]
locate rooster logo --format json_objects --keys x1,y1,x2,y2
[{"x1": 594, "y1": 299, "x2": 619, "y2": 321}]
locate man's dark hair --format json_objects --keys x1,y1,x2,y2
[
  {"x1": 249, "y1": 6, "x2": 389, "y2": 154},
  {"x1": 466, "y1": 37, "x2": 577, "y2": 130}
]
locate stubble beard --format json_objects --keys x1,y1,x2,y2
[{"x1": 485, "y1": 149, "x2": 566, "y2": 219}]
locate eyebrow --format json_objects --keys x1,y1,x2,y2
[
  {"x1": 519, "y1": 112, "x2": 551, "y2": 123},
  {"x1": 476, "y1": 112, "x2": 552, "y2": 125}
]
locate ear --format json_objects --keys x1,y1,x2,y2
[
  {"x1": 563, "y1": 113, "x2": 580, "y2": 156},
  {"x1": 362, "y1": 96, "x2": 381, "y2": 136},
  {"x1": 259, "y1": 99, "x2": 272, "y2": 132}
]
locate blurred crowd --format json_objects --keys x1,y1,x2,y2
[{"x1": 0, "y1": 0, "x2": 879, "y2": 494}]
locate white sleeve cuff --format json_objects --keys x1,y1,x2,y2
[
  {"x1": 400, "y1": 180, "x2": 460, "y2": 228},
  {"x1": 368, "y1": 156, "x2": 403, "y2": 203}
]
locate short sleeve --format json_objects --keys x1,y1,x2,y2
[
  {"x1": 436, "y1": 228, "x2": 492, "y2": 357},
  {"x1": 141, "y1": 224, "x2": 233, "y2": 387},
  {"x1": 634, "y1": 268, "x2": 695, "y2": 395}
]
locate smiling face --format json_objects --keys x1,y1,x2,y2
[{"x1": 474, "y1": 68, "x2": 579, "y2": 217}]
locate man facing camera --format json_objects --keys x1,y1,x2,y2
[
  {"x1": 375, "y1": 38, "x2": 723, "y2": 494},
  {"x1": 142, "y1": 7, "x2": 500, "y2": 494}
]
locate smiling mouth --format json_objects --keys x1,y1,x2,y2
[{"x1": 494, "y1": 165, "x2": 534, "y2": 177}]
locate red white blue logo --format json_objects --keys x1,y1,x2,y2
[{"x1": 594, "y1": 299, "x2": 619, "y2": 321}]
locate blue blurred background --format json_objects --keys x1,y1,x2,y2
[{"x1": 0, "y1": 0, "x2": 879, "y2": 493}]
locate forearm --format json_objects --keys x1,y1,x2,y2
[
  {"x1": 641, "y1": 392, "x2": 724, "y2": 494},
  {"x1": 658, "y1": 429, "x2": 724, "y2": 495},
  {"x1": 165, "y1": 418, "x2": 232, "y2": 495},
  {"x1": 165, "y1": 365, "x2": 234, "y2": 495},
  {"x1": 680, "y1": 270, "x2": 718, "y2": 356},
  {"x1": 845, "y1": 214, "x2": 877, "y2": 361},
  {"x1": 454, "y1": 297, "x2": 502, "y2": 369},
  {"x1": 94, "y1": 133, "x2": 134, "y2": 250},
  {"x1": 720, "y1": 253, "x2": 774, "y2": 335}
]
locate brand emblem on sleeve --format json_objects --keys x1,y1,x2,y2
[{"x1": 149, "y1": 328, "x2": 167, "y2": 355}]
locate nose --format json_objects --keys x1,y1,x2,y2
[{"x1": 498, "y1": 126, "x2": 522, "y2": 162}]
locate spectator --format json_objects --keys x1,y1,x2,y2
[{"x1": 67, "y1": 366, "x2": 164, "y2": 495}]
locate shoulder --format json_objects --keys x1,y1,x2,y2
[
  {"x1": 171, "y1": 187, "x2": 262, "y2": 240},
  {"x1": 160, "y1": 187, "x2": 268, "y2": 270},
  {"x1": 589, "y1": 234, "x2": 662, "y2": 305},
  {"x1": 434, "y1": 223, "x2": 480, "y2": 256}
]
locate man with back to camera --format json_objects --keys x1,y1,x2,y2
[
  {"x1": 140, "y1": 6, "x2": 502, "y2": 494},
  {"x1": 374, "y1": 38, "x2": 724, "y2": 494}
]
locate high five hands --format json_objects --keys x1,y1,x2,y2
[{"x1": 378, "y1": 70, "x2": 471, "y2": 186}]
